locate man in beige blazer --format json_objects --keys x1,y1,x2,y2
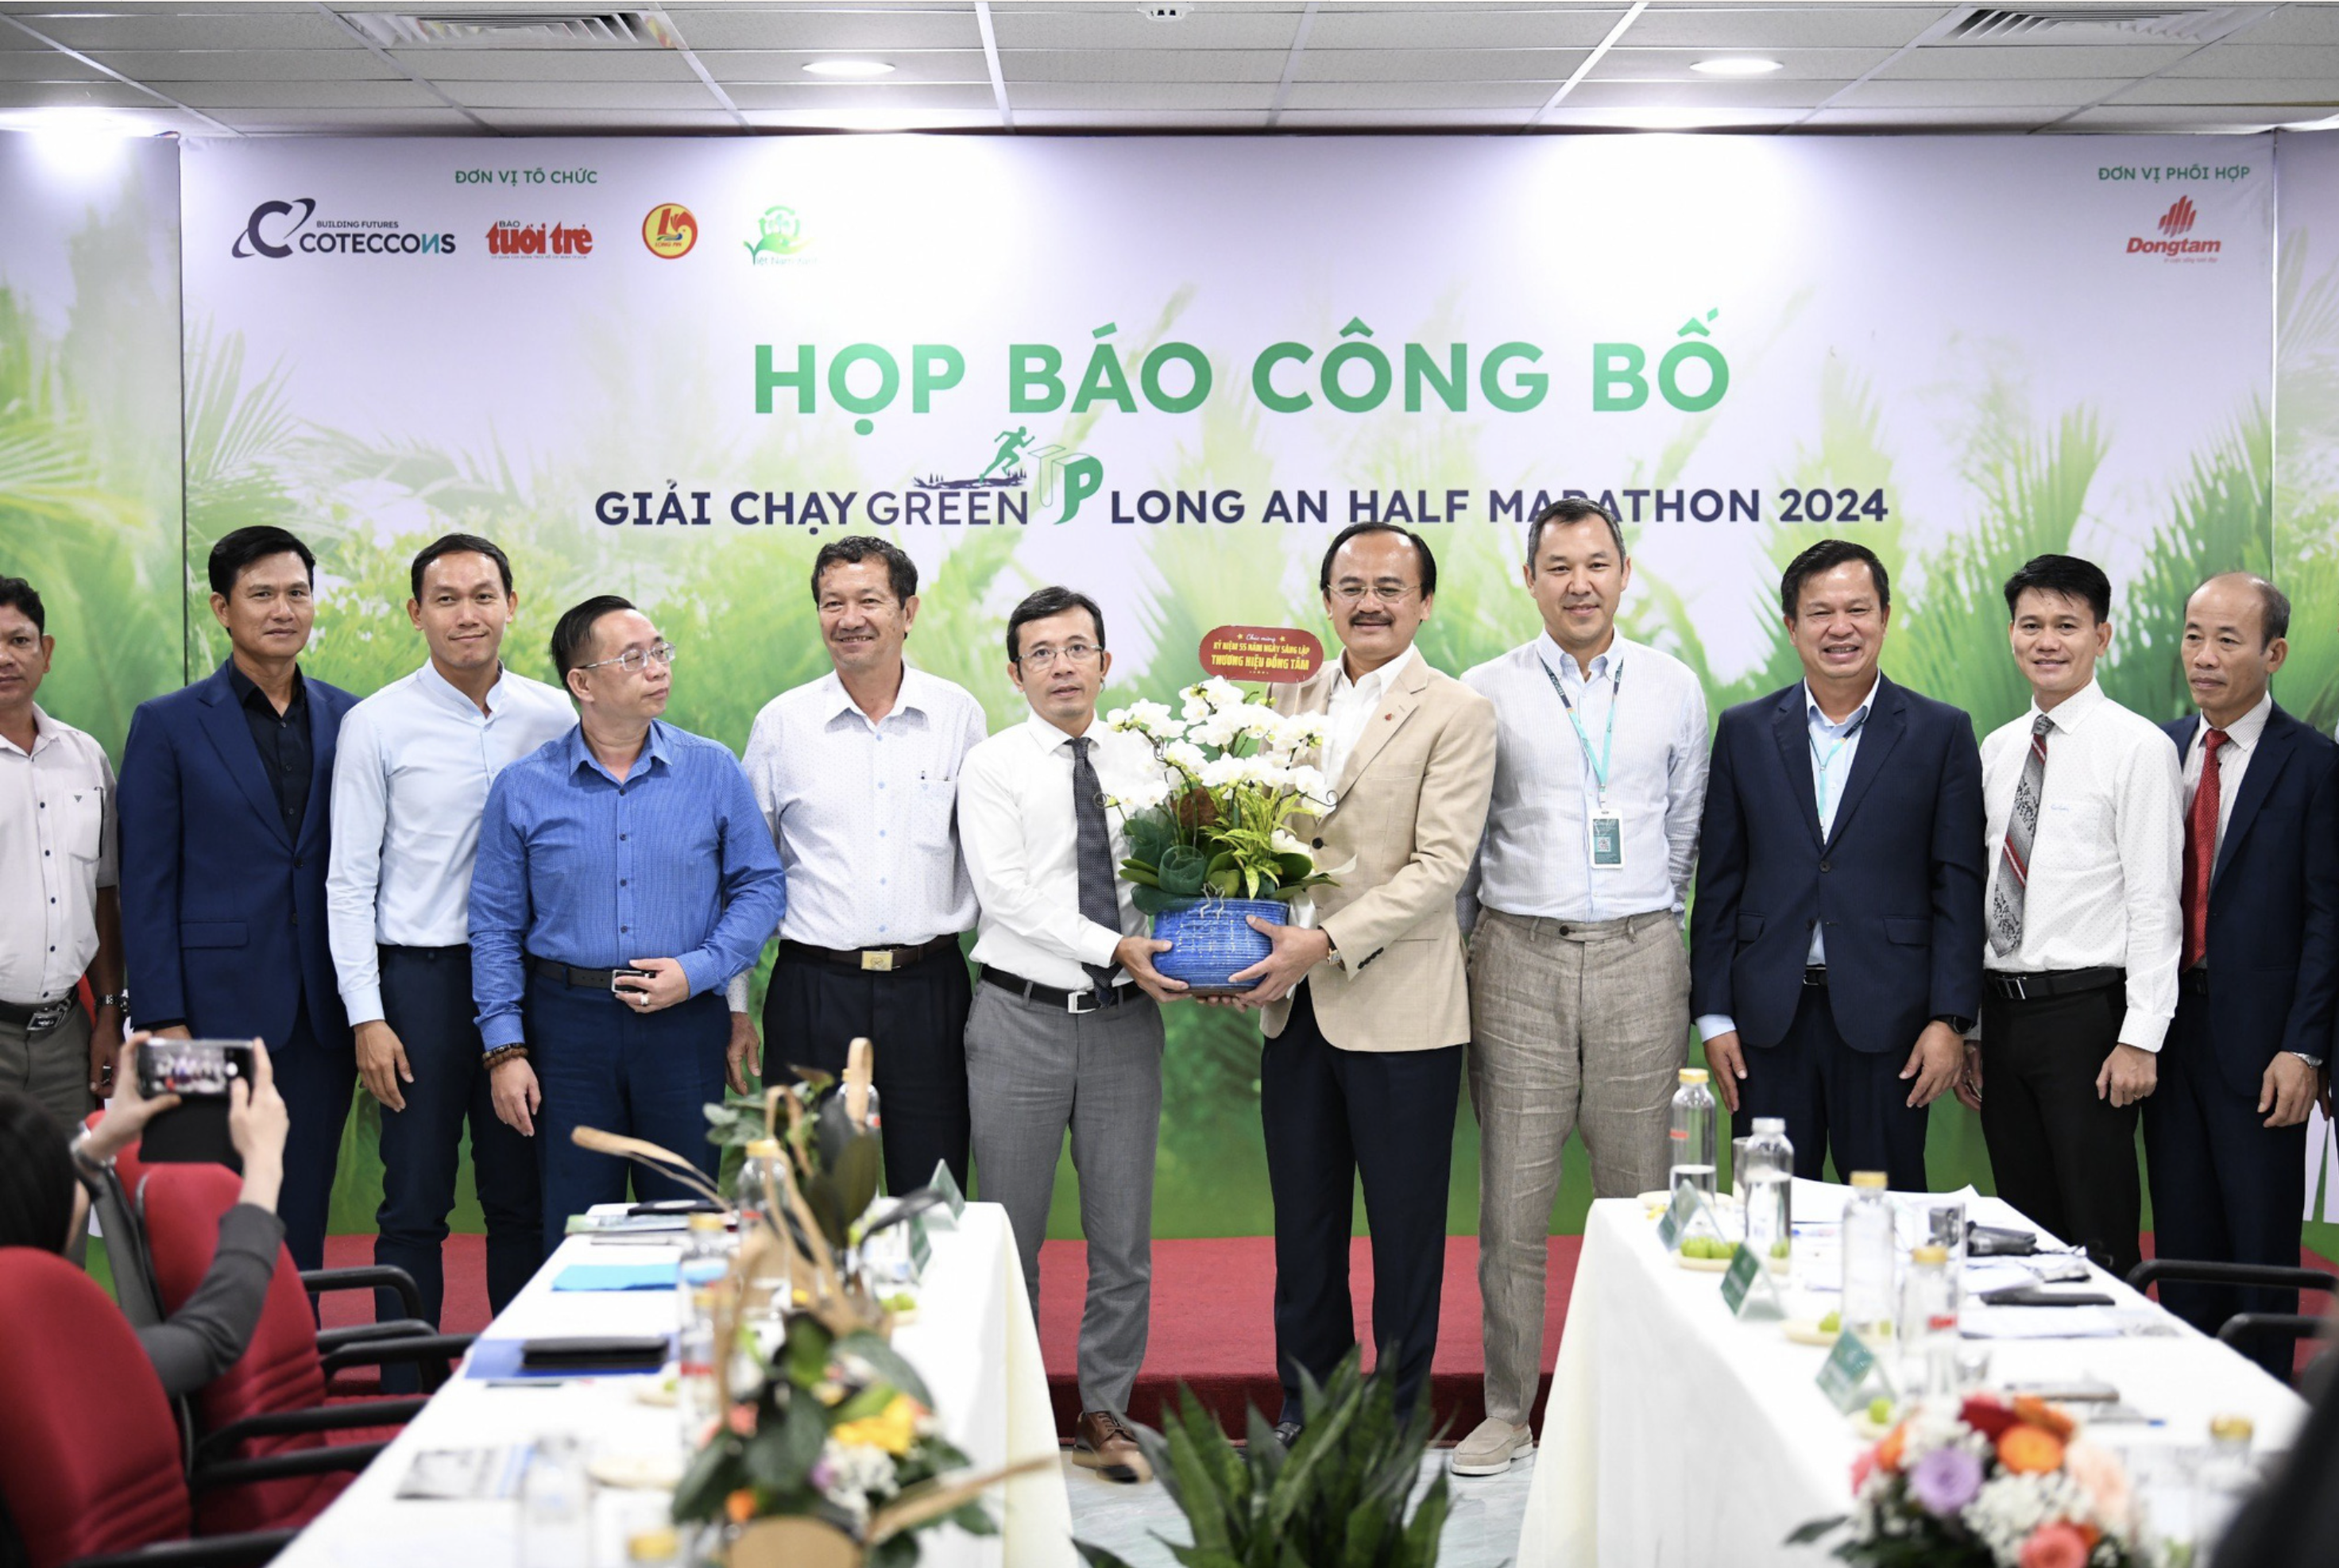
[{"x1": 1226, "y1": 520, "x2": 1497, "y2": 1440}]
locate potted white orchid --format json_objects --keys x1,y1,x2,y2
[{"x1": 1103, "y1": 677, "x2": 1340, "y2": 994}]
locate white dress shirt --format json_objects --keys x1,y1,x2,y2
[
  {"x1": 1321, "y1": 644, "x2": 1421, "y2": 790},
  {"x1": 1979, "y1": 678, "x2": 2183, "y2": 1052},
  {"x1": 2179, "y1": 691, "x2": 2273, "y2": 857},
  {"x1": 739, "y1": 665, "x2": 988, "y2": 949},
  {"x1": 0, "y1": 706, "x2": 116, "y2": 1005},
  {"x1": 327, "y1": 661, "x2": 576, "y2": 1025},
  {"x1": 1461, "y1": 631, "x2": 1708, "y2": 924},
  {"x1": 1695, "y1": 674, "x2": 1877, "y2": 1045},
  {"x1": 959, "y1": 710, "x2": 1160, "y2": 994}
]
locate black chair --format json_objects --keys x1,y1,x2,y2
[{"x1": 2126, "y1": 1258, "x2": 2335, "y2": 1374}]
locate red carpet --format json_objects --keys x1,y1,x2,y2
[{"x1": 326, "y1": 1231, "x2": 2333, "y2": 1435}]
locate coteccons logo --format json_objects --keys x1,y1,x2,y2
[
  {"x1": 2128, "y1": 196, "x2": 2219, "y2": 260},
  {"x1": 230, "y1": 198, "x2": 458, "y2": 259}
]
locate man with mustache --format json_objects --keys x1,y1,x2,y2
[
  {"x1": 467, "y1": 596, "x2": 785, "y2": 1249},
  {"x1": 1228, "y1": 521, "x2": 1497, "y2": 1442},
  {"x1": 1450, "y1": 498, "x2": 1708, "y2": 1476},
  {"x1": 2142, "y1": 571, "x2": 2338, "y2": 1374},
  {"x1": 1692, "y1": 539, "x2": 1985, "y2": 1191},
  {"x1": 119, "y1": 525, "x2": 360, "y2": 1272},
  {"x1": 734, "y1": 535, "x2": 988, "y2": 1195},
  {"x1": 1964, "y1": 554, "x2": 2180, "y2": 1282},
  {"x1": 327, "y1": 534, "x2": 575, "y2": 1354}
]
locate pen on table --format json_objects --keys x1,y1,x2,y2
[{"x1": 485, "y1": 1378, "x2": 576, "y2": 1388}]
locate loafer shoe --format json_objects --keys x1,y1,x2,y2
[{"x1": 1449, "y1": 1417, "x2": 1533, "y2": 1476}]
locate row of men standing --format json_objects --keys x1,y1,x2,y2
[{"x1": 0, "y1": 503, "x2": 2325, "y2": 1475}]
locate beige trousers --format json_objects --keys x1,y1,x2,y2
[{"x1": 1467, "y1": 908, "x2": 1690, "y2": 1425}]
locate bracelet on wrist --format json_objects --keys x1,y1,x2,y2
[
  {"x1": 69, "y1": 1128, "x2": 115, "y2": 1177},
  {"x1": 482, "y1": 1044, "x2": 530, "y2": 1072}
]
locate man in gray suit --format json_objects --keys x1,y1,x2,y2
[{"x1": 957, "y1": 585, "x2": 1186, "y2": 1483}]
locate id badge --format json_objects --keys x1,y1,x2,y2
[{"x1": 1590, "y1": 810, "x2": 1626, "y2": 868}]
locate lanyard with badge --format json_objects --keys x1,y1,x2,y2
[{"x1": 1542, "y1": 656, "x2": 1627, "y2": 869}]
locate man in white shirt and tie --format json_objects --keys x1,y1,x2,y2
[
  {"x1": 327, "y1": 535, "x2": 576, "y2": 1350},
  {"x1": 1964, "y1": 554, "x2": 2182, "y2": 1280},
  {"x1": 1452, "y1": 498, "x2": 1708, "y2": 1476},
  {"x1": 734, "y1": 536, "x2": 989, "y2": 1197},
  {"x1": 957, "y1": 585, "x2": 1185, "y2": 1485}
]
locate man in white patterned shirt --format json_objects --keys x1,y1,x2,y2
[
  {"x1": 1965, "y1": 554, "x2": 2182, "y2": 1280},
  {"x1": 735, "y1": 536, "x2": 989, "y2": 1196}
]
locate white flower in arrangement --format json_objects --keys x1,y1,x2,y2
[
  {"x1": 1115, "y1": 778, "x2": 1173, "y2": 813},
  {"x1": 1278, "y1": 713, "x2": 1330, "y2": 753},
  {"x1": 1286, "y1": 764, "x2": 1330, "y2": 803},
  {"x1": 1199, "y1": 755, "x2": 1252, "y2": 790},
  {"x1": 1249, "y1": 762, "x2": 1293, "y2": 791},
  {"x1": 1187, "y1": 712, "x2": 1245, "y2": 750},
  {"x1": 1270, "y1": 828, "x2": 1312, "y2": 859},
  {"x1": 1163, "y1": 740, "x2": 1207, "y2": 777},
  {"x1": 1111, "y1": 698, "x2": 1181, "y2": 738},
  {"x1": 1237, "y1": 705, "x2": 1285, "y2": 740},
  {"x1": 1196, "y1": 676, "x2": 1248, "y2": 713},
  {"x1": 816, "y1": 1439, "x2": 901, "y2": 1529}
]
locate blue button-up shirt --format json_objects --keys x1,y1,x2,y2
[{"x1": 468, "y1": 720, "x2": 786, "y2": 1049}]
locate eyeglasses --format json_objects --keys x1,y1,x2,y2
[
  {"x1": 1329, "y1": 581, "x2": 1419, "y2": 605},
  {"x1": 574, "y1": 640, "x2": 678, "y2": 674},
  {"x1": 1017, "y1": 642, "x2": 1101, "y2": 670}
]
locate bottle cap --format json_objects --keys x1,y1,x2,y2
[
  {"x1": 1912, "y1": 1245, "x2": 1949, "y2": 1265},
  {"x1": 1751, "y1": 1118, "x2": 1785, "y2": 1134},
  {"x1": 628, "y1": 1527, "x2": 679, "y2": 1563},
  {"x1": 1850, "y1": 1171, "x2": 1889, "y2": 1189},
  {"x1": 2210, "y1": 1414, "x2": 2255, "y2": 1443},
  {"x1": 745, "y1": 1138, "x2": 782, "y2": 1158},
  {"x1": 690, "y1": 1287, "x2": 717, "y2": 1308},
  {"x1": 1678, "y1": 1068, "x2": 1710, "y2": 1085},
  {"x1": 687, "y1": 1211, "x2": 726, "y2": 1231}
]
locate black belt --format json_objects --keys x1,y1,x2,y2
[
  {"x1": 0, "y1": 997, "x2": 75, "y2": 1033},
  {"x1": 530, "y1": 956, "x2": 636, "y2": 994},
  {"x1": 1802, "y1": 966, "x2": 1828, "y2": 988},
  {"x1": 780, "y1": 935, "x2": 957, "y2": 974},
  {"x1": 980, "y1": 965, "x2": 1132, "y2": 1016},
  {"x1": 1985, "y1": 967, "x2": 2124, "y2": 1003}
]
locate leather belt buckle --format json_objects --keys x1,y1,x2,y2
[
  {"x1": 860, "y1": 949, "x2": 895, "y2": 973},
  {"x1": 1066, "y1": 987, "x2": 1099, "y2": 1015},
  {"x1": 27, "y1": 1002, "x2": 70, "y2": 1034}
]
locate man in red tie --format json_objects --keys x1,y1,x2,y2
[{"x1": 2147, "y1": 572, "x2": 2339, "y2": 1377}]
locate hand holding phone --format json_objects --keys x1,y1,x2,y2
[{"x1": 137, "y1": 1037, "x2": 258, "y2": 1168}]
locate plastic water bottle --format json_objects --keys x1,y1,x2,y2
[
  {"x1": 1840, "y1": 1171, "x2": 1897, "y2": 1344},
  {"x1": 517, "y1": 1434, "x2": 590, "y2": 1568},
  {"x1": 1897, "y1": 1244, "x2": 1958, "y2": 1398},
  {"x1": 736, "y1": 1139, "x2": 793, "y2": 1319},
  {"x1": 2194, "y1": 1415, "x2": 2257, "y2": 1557},
  {"x1": 1741, "y1": 1117, "x2": 1794, "y2": 1274},
  {"x1": 675, "y1": 1285, "x2": 719, "y2": 1454},
  {"x1": 676, "y1": 1209, "x2": 729, "y2": 1323},
  {"x1": 1668, "y1": 1068, "x2": 1718, "y2": 1202}
]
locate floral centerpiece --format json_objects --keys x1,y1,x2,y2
[
  {"x1": 1791, "y1": 1396, "x2": 2138, "y2": 1568},
  {"x1": 1104, "y1": 676, "x2": 1338, "y2": 994}
]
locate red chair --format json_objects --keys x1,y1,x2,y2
[
  {"x1": 0, "y1": 1246, "x2": 298, "y2": 1567},
  {"x1": 137, "y1": 1165, "x2": 464, "y2": 1535}
]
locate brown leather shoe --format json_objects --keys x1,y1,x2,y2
[{"x1": 1071, "y1": 1409, "x2": 1153, "y2": 1484}]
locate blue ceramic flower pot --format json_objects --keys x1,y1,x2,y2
[{"x1": 1150, "y1": 896, "x2": 1289, "y2": 994}]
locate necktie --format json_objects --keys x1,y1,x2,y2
[
  {"x1": 1068, "y1": 736, "x2": 1121, "y2": 991},
  {"x1": 2181, "y1": 728, "x2": 2229, "y2": 971},
  {"x1": 1988, "y1": 713, "x2": 2053, "y2": 958}
]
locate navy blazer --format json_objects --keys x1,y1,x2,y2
[
  {"x1": 118, "y1": 660, "x2": 358, "y2": 1052},
  {"x1": 2161, "y1": 705, "x2": 2339, "y2": 1099},
  {"x1": 1691, "y1": 674, "x2": 1986, "y2": 1056}
]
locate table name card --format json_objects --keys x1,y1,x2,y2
[
  {"x1": 1657, "y1": 1181, "x2": 1708, "y2": 1254},
  {"x1": 1720, "y1": 1242, "x2": 1784, "y2": 1320},
  {"x1": 926, "y1": 1160, "x2": 966, "y2": 1228},
  {"x1": 1816, "y1": 1329, "x2": 1895, "y2": 1414}
]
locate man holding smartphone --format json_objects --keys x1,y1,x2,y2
[
  {"x1": 328, "y1": 535, "x2": 574, "y2": 1344},
  {"x1": 468, "y1": 596, "x2": 784, "y2": 1251}
]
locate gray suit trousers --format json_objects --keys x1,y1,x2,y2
[{"x1": 965, "y1": 980, "x2": 1163, "y2": 1415}]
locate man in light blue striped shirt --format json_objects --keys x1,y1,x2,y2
[{"x1": 470, "y1": 596, "x2": 784, "y2": 1250}]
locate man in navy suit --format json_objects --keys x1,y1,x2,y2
[
  {"x1": 2144, "y1": 572, "x2": 2339, "y2": 1377},
  {"x1": 119, "y1": 526, "x2": 360, "y2": 1271},
  {"x1": 1691, "y1": 539, "x2": 1987, "y2": 1189}
]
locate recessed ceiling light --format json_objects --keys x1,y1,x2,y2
[
  {"x1": 802, "y1": 59, "x2": 895, "y2": 78},
  {"x1": 1690, "y1": 57, "x2": 1784, "y2": 76}
]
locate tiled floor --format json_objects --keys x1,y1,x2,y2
[{"x1": 1063, "y1": 1446, "x2": 1537, "y2": 1568}]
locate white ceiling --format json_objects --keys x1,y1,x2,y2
[{"x1": 2, "y1": 1, "x2": 2337, "y2": 138}]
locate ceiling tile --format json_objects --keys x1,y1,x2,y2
[
  {"x1": 22, "y1": 12, "x2": 364, "y2": 52},
  {"x1": 989, "y1": 8, "x2": 1300, "y2": 49},
  {"x1": 666, "y1": 6, "x2": 981, "y2": 52},
  {"x1": 0, "y1": 78, "x2": 172, "y2": 110},
  {"x1": 1297, "y1": 48, "x2": 1588, "y2": 82},
  {"x1": 722, "y1": 80, "x2": 998, "y2": 110},
  {"x1": 83, "y1": 49, "x2": 404, "y2": 82},
  {"x1": 700, "y1": 48, "x2": 991, "y2": 84},
  {"x1": 1274, "y1": 106, "x2": 1537, "y2": 129},
  {"x1": 1303, "y1": 7, "x2": 1628, "y2": 49},
  {"x1": 157, "y1": 77, "x2": 443, "y2": 109},
  {"x1": 0, "y1": 52, "x2": 105, "y2": 81},
  {"x1": 1565, "y1": 76, "x2": 1846, "y2": 107},
  {"x1": 1282, "y1": 79, "x2": 1556, "y2": 110},
  {"x1": 2055, "y1": 104, "x2": 2284, "y2": 130},
  {"x1": 734, "y1": 106, "x2": 1002, "y2": 129},
  {"x1": 1529, "y1": 105, "x2": 1806, "y2": 129},
  {"x1": 2109, "y1": 77, "x2": 2339, "y2": 108},
  {"x1": 2206, "y1": 7, "x2": 2339, "y2": 46},
  {"x1": 1796, "y1": 106, "x2": 2060, "y2": 129},
  {"x1": 1000, "y1": 48, "x2": 1288, "y2": 83},
  {"x1": 206, "y1": 106, "x2": 478, "y2": 133},
  {"x1": 1879, "y1": 43, "x2": 2197, "y2": 79},
  {"x1": 1592, "y1": 46, "x2": 1892, "y2": 80},
  {"x1": 438, "y1": 79, "x2": 725, "y2": 110},
  {"x1": 1834, "y1": 76, "x2": 2116, "y2": 109},
  {"x1": 390, "y1": 47, "x2": 699, "y2": 82},
  {"x1": 467, "y1": 106, "x2": 744, "y2": 130},
  {"x1": 1010, "y1": 80, "x2": 1276, "y2": 110},
  {"x1": 2162, "y1": 44, "x2": 2339, "y2": 79},
  {"x1": 1622, "y1": 6, "x2": 1943, "y2": 50}
]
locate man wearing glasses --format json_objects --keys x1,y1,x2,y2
[
  {"x1": 1226, "y1": 522, "x2": 1497, "y2": 1441},
  {"x1": 957, "y1": 585, "x2": 1186, "y2": 1485},
  {"x1": 468, "y1": 595, "x2": 784, "y2": 1251}
]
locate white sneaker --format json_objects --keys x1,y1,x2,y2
[{"x1": 1449, "y1": 1417, "x2": 1534, "y2": 1476}]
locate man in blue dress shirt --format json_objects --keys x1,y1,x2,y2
[{"x1": 469, "y1": 595, "x2": 785, "y2": 1248}]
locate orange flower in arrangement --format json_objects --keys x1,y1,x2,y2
[
  {"x1": 726, "y1": 1404, "x2": 758, "y2": 1437},
  {"x1": 1997, "y1": 1423, "x2": 2066, "y2": 1475},
  {"x1": 1876, "y1": 1424, "x2": 1908, "y2": 1473},
  {"x1": 725, "y1": 1489, "x2": 757, "y2": 1525},
  {"x1": 2016, "y1": 1521, "x2": 2090, "y2": 1568},
  {"x1": 2010, "y1": 1396, "x2": 2076, "y2": 1441}
]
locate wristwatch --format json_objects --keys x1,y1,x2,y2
[
  {"x1": 97, "y1": 991, "x2": 126, "y2": 1012},
  {"x1": 2292, "y1": 1050, "x2": 2325, "y2": 1070},
  {"x1": 1933, "y1": 1014, "x2": 1975, "y2": 1035}
]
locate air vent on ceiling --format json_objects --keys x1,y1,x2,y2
[
  {"x1": 1142, "y1": 4, "x2": 1187, "y2": 18},
  {"x1": 1929, "y1": 5, "x2": 2267, "y2": 46},
  {"x1": 341, "y1": 10, "x2": 678, "y2": 48}
]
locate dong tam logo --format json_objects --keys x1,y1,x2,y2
[
  {"x1": 2159, "y1": 196, "x2": 2198, "y2": 236},
  {"x1": 642, "y1": 203, "x2": 698, "y2": 259},
  {"x1": 2128, "y1": 195, "x2": 2218, "y2": 261}
]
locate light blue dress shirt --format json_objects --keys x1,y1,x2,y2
[{"x1": 468, "y1": 720, "x2": 787, "y2": 1049}]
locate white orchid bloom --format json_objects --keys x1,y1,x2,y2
[
  {"x1": 1270, "y1": 828, "x2": 1311, "y2": 859},
  {"x1": 1199, "y1": 755, "x2": 1250, "y2": 790},
  {"x1": 1163, "y1": 740, "x2": 1207, "y2": 776}
]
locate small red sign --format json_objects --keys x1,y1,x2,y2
[{"x1": 1199, "y1": 625, "x2": 1324, "y2": 682}]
